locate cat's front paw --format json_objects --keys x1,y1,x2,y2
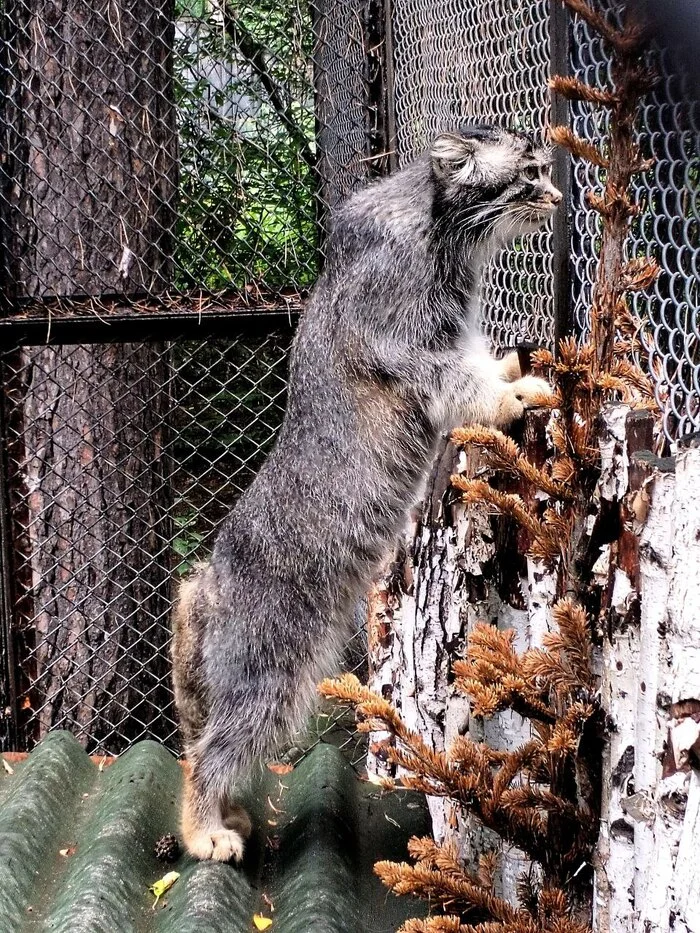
[{"x1": 494, "y1": 375, "x2": 554, "y2": 428}]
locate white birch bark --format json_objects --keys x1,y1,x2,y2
[
  {"x1": 367, "y1": 414, "x2": 560, "y2": 893},
  {"x1": 368, "y1": 409, "x2": 700, "y2": 928},
  {"x1": 367, "y1": 440, "x2": 490, "y2": 840},
  {"x1": 595, "y1": 440, "x2": 700, "y2": 933}
]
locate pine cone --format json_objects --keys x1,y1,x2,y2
[{"x1": 154, "y1": 833, "x2": 181, "y2": 863}]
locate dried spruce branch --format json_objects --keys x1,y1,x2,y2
[
  {"x1": 450, "y1": 1, "x2": 659, "y2": 589},
  {"x1": 320, "y1": 591, "x2": 600, "y2": 905}
]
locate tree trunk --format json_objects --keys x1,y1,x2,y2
[
  {"x1": 1, "y1": 0, "x2": 176, "y2": 300},
  {"x1": 594, "y1": 433, "x2": 700, "y2": 933},
  {"x1": 369, "y1": 413, "x2": 700, "y2": 922},
  {"x1": 1, "y1": 0, "x2": 177, "y2": 750},
  {"x1": 14, "y1": 343, "x2": 173, "y2": 751},
  {"x1": 368, "y1": 415, "x2": 556, "y2": 895}
]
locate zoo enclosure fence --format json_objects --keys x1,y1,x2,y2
[{"x1": 0, "y1": 0, "x2": 697, "y2": 756}]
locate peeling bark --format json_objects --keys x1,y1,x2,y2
[
  {"x1": 370, "y1": 412, "x2": 700, "y2": 924},
  {"x1": 595, "y1": 440, "x2": 700, "y2": 933},
  {"x1": 368, "y1": 415, "x2": 560, "y2": 895}
]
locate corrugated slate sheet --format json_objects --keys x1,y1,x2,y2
[{"x1": 0, "y1": 732, "x2": 429, "y2": 932}]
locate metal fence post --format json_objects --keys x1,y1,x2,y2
[
  {"x1": 0, "y1": 351, "x2": 19, "y2": 752},
  {"x1": 366, "y1": 0, "x2": 397, "y2": 175},
  {"x1": 550, "y1": 0, "x2": 574, "y2": 352}
]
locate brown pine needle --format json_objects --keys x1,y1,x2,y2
[
  {"x1": 451, "y1": 427, "x2": 573, "y2": 500},
  {"x1": 550, "y1": 126, "x2": 608, "y2": 168},
  {"x1": 586, "y1": 191, "x2": 609, "y2": 216},
  {"x1": 500, "y1": 785, "x2": 581, "y2": 822},
  {"x1": 559, "y1": 0, "x2": 641, "y2": 53},
  {"x1": 621, "y1": 256, "x2": 659, "y2": 291},
  {"x1": 531, "y1": 348, "x2": 554, "y2": 371},
  {"x1": 375, "y1": 861, "x2": 522, "y2": 923},
  {"x1": 450, "y1": 479, "x2": 565, "y2": 563},
  {"x1": 549, "y1": 75, "x2": 616, "y2": 107}
]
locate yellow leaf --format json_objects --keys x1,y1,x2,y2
[
  {"x1": 253, "y1": 914, "x2": 273, "y2": 930},
  {"x1": 2, "y1": 759, "x2": 14, "y2": 775},
  {"x1": 149, "y1": 871, "x2": 180, "y2": 909}
]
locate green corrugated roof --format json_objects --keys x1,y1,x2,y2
[{"x1": 0, "y1": 732, "x2": 429, "y2": 932}]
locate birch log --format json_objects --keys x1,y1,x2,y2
[
  {"x1": 367, "y1": 412, "x2": 560, "y2": 891},
  {"x1": 595, "y1": 434, "x2": 700, "y2": 933},
  {"x1": 368, "y1": 410, "x2": 700, "y2": 924}
]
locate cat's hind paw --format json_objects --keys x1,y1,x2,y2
[{"x1": 184, "y1": 827, "x2": 246, "y2": 863}]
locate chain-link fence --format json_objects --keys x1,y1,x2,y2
[
  {"x1": 570, "y1": 3, "x2": 700, "y2": 445},
  {"x1": 391, "y1": 0, "x2": 556, "y2": 353},
  {"x1": 0, "y1": 0, "x2": 389, "y2": 309},
  {"x1": 1, "y1": 332, "x2": 290, "y2": 752},
  {"x1": 0, "y1": 0, "x2": 390, "y2": 754},
  {"x1": 0, "y1": 0, "x2": 698, "y2": 754},
  {"x1": 0, "y1": 324, "x2": 372, "y2": 758}
]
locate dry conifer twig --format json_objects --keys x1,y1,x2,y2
[
  {"x1": 549, "y1": 126, "x2": 608, "y2": 168},
  {"x1": 548, "y1": 75, "x2": 617, "y2": 107},
  {"x1": 451, "y1": 427, "x2": 574, "y2": 500}
]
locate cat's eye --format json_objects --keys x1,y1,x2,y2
[{"x1": 523, "y1": 165, "x2": 539, "y2": 181}]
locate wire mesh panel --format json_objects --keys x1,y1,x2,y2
[
  {"x1": 1, "y1": 0, "x2": 696, "y2": 760},
  {"x1": 1, "y1": 331, "x2": 292, "y2": 753},
  {"x1": 174, "y1": 0, "x2": 317, "y2": 295},
  {"x1": 176, "y1": 0, "x2": 390, "y2": 290},
  {"x1": 0, "y1": 0, "x2": 388, "y2": 308},
  {"x1": 570, "y1": 6, "x2": 700, "y2": 445},
  {"x1": 390, "y1": 0, "x2": 555, "y2": 352},
  {"x1": 170, "y1": 335, "x2": 290, "y2": 558},
  {"x1": 0, "y1": 0, "x2": 178, "y2": 302},
  {"x1": 0, "y1": 0, "x2": 390, "y2": 755}
]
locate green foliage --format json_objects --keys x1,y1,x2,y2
[
  {"x1": 172, "y1": 510, "x2": 205, "y2": 575},
  {"x1": 173, "y1": 0, "x2": 318, "y2": 292},
  {"x1": 170, "y1": 2, "x2": 315, "y2": 568}
]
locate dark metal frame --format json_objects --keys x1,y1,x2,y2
[
  {"x1": 366, "y1": 0, "x2": 398, "y2": 175},
  {"x1": 0, "y1": 306, "x2": 301, "y2": 348}
]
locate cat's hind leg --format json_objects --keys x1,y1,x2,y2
[{"x1": 181, "y1": 753, "x2": 252, "y2": 863}]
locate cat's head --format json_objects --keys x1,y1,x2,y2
[{"x1": 430, "y1": 124, "x2": 561, "y2": 244}]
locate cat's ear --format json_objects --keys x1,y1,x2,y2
[
  {"x1": 431, "y1": 128, "x2": 520, "y2": 186},
  {"x1": 430, "y1": 133, "x2": 479, "y2": 181}
]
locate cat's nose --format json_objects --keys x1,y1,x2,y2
[{"x1": 545, "y1": 187, "x2": 563, "y2": 205}]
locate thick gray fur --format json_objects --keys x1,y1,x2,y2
[{"x1": 172, "y1": 124, "x2": 561, "y2": 861}]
